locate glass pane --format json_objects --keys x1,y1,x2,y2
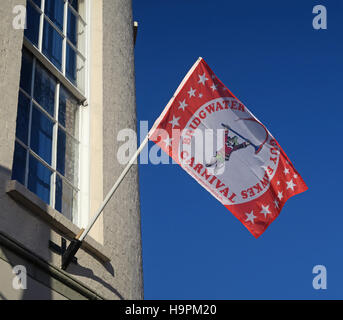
[
  {"x1": 28, "y1": 155, "x2": 52, "y2": 204},
  {"x1": 24, "y1": 1, "x2": 40, "y2": 47},
  {"x1": 12, "y1": 142, "x2": 27, "y2": 185},
  {"x1": 44, "y1": 0, "x2": 64, "y2": 31},
  {"x1": 32, "y1": 0, "x2": 41, "y2": 8},
  {"x1": 55, "y1": 175, "x2": 78, "y2": 221},
  {"x1": 30, "y1": 105, "x2": 53, "y2": 165},
  {"x1": 57, "y1": 128, "x2": 79, "y2": 186},
  {"x1": 59, "y1": 86, "x2": 79, "y2": 137},
  {"x1": 19, "y1": 49, "x2": 33, "y2": 94},
  {"x1": 42, "y1": 20, "x2": 63, "y2": 70},
  {"x1": 66, "y1": 44, "x2": 85, "y2": 92},
  {"x1": 69, "y1": 0, "x2": 79, "y2": 12},
  {"x1": 67, "y1": 8, "x2": 85, "y2": 54},
  {"x1": 15, "y1": 92, "x2": 31, "y2": 145},
  {"x1": 34, "y1": 62, "x2": 56, "y2": 116}
]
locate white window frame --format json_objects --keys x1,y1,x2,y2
[{"x1": 20, "y1": 0, "x2": 91, "y2": 228}]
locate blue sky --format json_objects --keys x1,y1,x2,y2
[{"x1": 132, "y1": 0, "x2": 343, "y2": 299}]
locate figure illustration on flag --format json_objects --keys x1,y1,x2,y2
[
  {"x1": 206, "y1": 123, "x2": 251, "y2": 174},
  {"x1": 148, "y1": 57, "x2": 308, "y2": 238}
]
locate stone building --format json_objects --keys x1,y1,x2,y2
[{"x1": 0, "y1": 0, "x2": 143, "y2": 299}]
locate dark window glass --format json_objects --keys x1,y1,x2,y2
[
  {"x1": 57, "y1": 128, "x2": 79, "y2": 186},
  {"x1": 15, "y1": 92, "x2": 31, "y2": 145},
  {"x1": 56, "y1": 129, "x2": 66, "y2": 176},
  {"x1": 45, "y1": 0, "x2": 64, "y2": 31},
  {"x1": 28, "y1": 155, "x2": 52, "y2": 204},
  {"x1": 32, "y1": 0, "x2": 41, "y2": 8},
  {"x1": 55, "y1": 175, "x2": 76, "y2": 220},
  {"x1": 34, "y1": 62, "x2": 56, "y2": 116},
  {"x1": 12, "y1": 142, "x2": 27, "y2": 185},
  {"x1": 66, "y1": 44, "x2": 77, "y2": 85},
  {"x1": 30, "y1": 105, "x2": 53, "y2": 165},
  {"x1": 67, "y1": 8, "x2": 77, "y2": 46},
  {"x1": 24, "y1": 1, "x2": 40, "y2": 47},
  {"x1": 59, "y1": 86, "x2": 79, "y2": 136},
  {"x1": 69, "y1": 0, "x2": 79, "y2": 12},
  {"x1": 42, "y1": 20, "x2": 63, "y2": 70},
  {"x1": 19, "y1": 49, "x2": 33, "y2": 94}
]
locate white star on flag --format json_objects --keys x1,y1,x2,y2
[
  {"x1": 277, "y1": 181, "x2": 280, "y2": 186},
  {"x1": 178, "y1": 99, "x2": 188, "y2": 111},
  {"x1": 188, "y1": 87, "x2": 196, "y2": 98},
  {"x1": 211, "y1": 83, "x2": 218, "y2": 91},
  {"x1": 277, "y1": 191, "x2": 283, "y2": 201},
  {"x1": 284, "y1": 168, "x2": 290, "y2": 175},
  {"x1": 260, "y1": 205, "x2": 271, "y2": 218},
  {"x1": 198, "y1": 93, "x2": 203, "y2": 98},
  {"x1": 286, "y1": 179, "x2": 296, "y2": 191},
  {"x1": 294, "y1": 174, "x2": 298, "y2": 179},
  {"x1": 245, "y1": 211, "x2": 257, "y2": 224},
  {"x1": 169, "y1": 115, "x2": 181, "y2": 128},
  {"x1": 198, "y1": 73, "x2": 208, "y2": 85}
]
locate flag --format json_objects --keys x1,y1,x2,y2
[{"x1": 149, "y1": 57, "x2": 308, "y2": 238}]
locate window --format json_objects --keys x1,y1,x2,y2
[
  {"x1": 13, "y1": 49, "x2": 80, "y2": 222},
  {"x1": 11, "y1": 0, "x2": 88, "y2": 224},
  {"x1": 24, "y1": 0, "x2": 86, "y2": 92}
]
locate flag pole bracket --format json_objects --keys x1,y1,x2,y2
[
  {"x1": 61, "y1": 228, "x2": 85, "y2": 270},
  {"x1": 48, "y1": 237, "x2": 79, "y2": 269}
]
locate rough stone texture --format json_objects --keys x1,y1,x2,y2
[
  {"x1": 0, "y1": 0, "x2": 143, "y2": 300},
  {"x1": 0, "y1": 0, "x2": 25, "y2": 176},
  {"x1": 102, "y1": 0, "x2": 144, "y2": 300}
]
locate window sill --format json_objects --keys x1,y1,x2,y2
[{"x1": 6, "y1": 180, "x2": 110, "y2": 264}]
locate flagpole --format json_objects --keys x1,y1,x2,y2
[
  {"x1": 62, "y1": 57, "x2": 203, "y2": 270},
  {"x1": 62, "y1": 134, "x2": 150, "y2": 270}
]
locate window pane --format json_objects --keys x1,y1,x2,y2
[
  {"x1": 55, "y1": 175, "x2": 78, "y2": 221},
  {"x1": 32, "y1": 0, "x2": 41, "y2": 8},
  {"x1": 19, "y1": 49, "x2": 33, "y2": 94},
  {"x1": 42, "y1": 20, "x2": 63, "y2": 70},
  {"x1": 57, "y1": 128, "x2": 79, "y2": 186},
  {"x1": 30, "y1": 105, "x2": 53, "y2": 165},
  {"x1": 66, "y1": 44, "x2": 85, "y2": 92},
  {"x1": 69, "y1": 0, "x2": 79, "y2": 12},
  {"x1": 34, "y1": 62, "x2": 56, "y2": 116},
  {"x1": 24, "y1": 1, "x2": 40, "y2": 47},
  {"x1": 12, "y1": 142, "x2": 27, "y2": 185},
  {"x1": 69, "y1": 0, "x2": 85, "y2": 20},
  {"x1": 67, "y1": 8, "x2": 86, "y2": 54},
  {"x1": 15, "y1": 92, "x2": 31, "y2": 145},
  {"x1": 67, "y1": 8, "x2": 77, "y2": 46},
  {"x1": 59, "y1": 86, "x2": 79, "y2": 137},
  {"x1": 28, "y1": 155, "x2": 52, "y2": 204},
  {"x1": 45, "y1": 0, "x2": 64, "y2": 31}
]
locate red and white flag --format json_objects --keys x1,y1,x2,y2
[{"x1": 149, "y1": 57, "x2": 308, "y2": 238}]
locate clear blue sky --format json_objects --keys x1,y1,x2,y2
[{"x1": 132, "y1": 0, "x2": 343, "y2": 299}]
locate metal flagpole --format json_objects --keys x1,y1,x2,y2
[
  {"x1": 62, "y1": 134, "x2": 150, "y2": 270},
  {"x1": 62, "y1": 57, "x2": 203, "y2": 270}
]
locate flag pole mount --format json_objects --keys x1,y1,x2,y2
[{"x1": 61, "y1": 229, "x2": 84, "y2": 270}]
